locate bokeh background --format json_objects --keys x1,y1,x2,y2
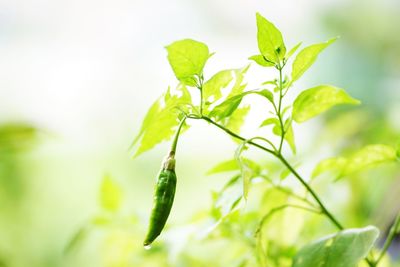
[{"x1": 0, "y1": 0, "x2": 399, "y2": 266}]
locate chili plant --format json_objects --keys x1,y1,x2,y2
[{"x1": 131, "y1": 13, "x2": 400, "y2": 267}]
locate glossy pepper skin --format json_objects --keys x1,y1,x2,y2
[{"x1": 143, "y1": 153, "x2": 177, "y2": 246}]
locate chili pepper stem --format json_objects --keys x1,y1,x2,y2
[
  {"x1": 170, "y1": 116, "x2": 187, "y2": 154},
  {"x1": 163, "y1": 153, "x2": 176, "y2": 170}
]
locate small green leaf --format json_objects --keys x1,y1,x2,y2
[
  {"x1": 239, "y1": 161, "x2": 253, "y2": 200},
  {"x1": 259, "y1": 117, "x2": 295, "y2": 153},
  {"x1": 130, "y1": 96, "x2": 163, "y2": 149},
  {"x1": 291, "y1": 38, "x2": 337, "y2": 83},
  {"x1": 207, "y1": 157, "x2": 260, "y2": 176},
  {"x1": 131, "y1": 85, "x2": 192, "y2": 157},
  {"x1": 203, "y1": 66, "x2": 248, "y2": 112},
  {"x1": 249, "y1": 55, "x2": 275, "y2": 67},
  {"x1": 262, "y1": 80, "x2": 278, "y2": 86},
  {"x1": 312, "y1": 157, "x2": 348, "y2": 179},
  {"x1": 100, "y1": 175, "x2": 122, "y2": 212},
  {"x1": 284, "y1": 120, "x2": 296, "y2": 154},
  {"x1": 209, "y1": 94, "x2": 244, "y2": 120},
  {"x1": 207, "y1": 159, "x2": 240, "y2": 175},
  {"x1": 272, "y1": 123, "x2": 281, "y2": 136},
  {"x1": 293, "y1": 226, "x2": 379, "y2": 267},
  {"x1": 235, "y1": 144, "x2": 261, "y2": 200},
  {"x1": 292, "y1": 85, "x2": 360, "y2": 123},
  {"x1": 280, "y1": 163, "x2": 301, "y2": 180},
  {"x1": 225, "y1": 105, "x2": 251, "y2": 135},
  {"x1": 256, "y1": 13, "x2": 286, "y2": 63},
  {"x1": 166, "y1": 39, "x2": 211, "y2": 86},
  {"x1": 285, "y1": 42, "x2": 302, "y2": 60},
  {"x1": 209, "y1": 88, "x2": 271, "y2": 121},
  {"x1": 280, "y1": 168, "x2": 291, "y2": 180},
  {"x1": 203, "y1": 70, "x2": 234, "y2": 104},
  {"x1": 212, "y1": 174, "x2": 243, "y2": 219},
  {"x1": 238, "y1": 158, "x2": 261, "y2": 199},
  {"x1": 259, "y1": 118, "x2": 279, "y2": 128},
  {"x1": 282, "y1": 105, "x2": 292, "y2": 116},
  {"x1": 226, "y1": 65, "x2": 250, "y2": 98},
  {"x1": 255, "y1": 89, "x2": 274, "y2": 104}
]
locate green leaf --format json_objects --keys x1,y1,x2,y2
[
  {"x1": 226, "y1": 65, "x2": 250, "y2": 98},
  {"x1": 235, "y1": 145, "x2": 261, "y2": 200},
  {"x1": 166, "y1": 39, "x2": 211, "y2": 86},
  {"x1": 293, "y1": 226, "x2": 379, "y2": 267},
  {"x1": 255, "y1": 89, "x2": 274, "y2": 104},
  {"x1": 284, "y1": 120, "x2": 296, "y2": 154},
  {"x1": 261, "y1": 80, "x2": 278, "y2": 86},
  {"x1": 210, "y1": 88, "x2": 273, "y2": 121},
  {"x1": 343, "y1": 144, "x2": 397, "y2": 175},
  {"x1": 291, "y1": 38, "x2": 337, "y2": 83},
  {"x1": 256, "y1": 13, "x2": 286, "y2": 63},
  {"x1": 239, "y1": 161, "x2": 253, "y2": 200},
  {"x1": 131, "y1": 85, "x2": 191, "y2": 157},
  {"x1": 207, "y1": 159, "x2": 240, "y2": 175},
  {"x1": 292, "y1": 85, "x2": 360, "y2": 123},
  {"x1": 249, "y1": 55, "x2": 275, "y2": 67},
  {"x1": 212, "y1": 175, "x2": 243, "y2": 219},
  {"x1": 207, "y1": 157, "x2": 260, "y2": 176},
  {"x1": 259, "y1": 118, "x2": 279, "y2": 128},
  {"x1": 100, "y1": 175, "x2": 122, "y2": 212},
  {"x1": 203, "y1": 66, "x2": 249, "y2": 111},
  {"x1": 225, "y1": 105, "x2": 251, "y2": 135},
  {"x1": 203, "y1": 70, "x2": 234, "y2": 104},
  {"x1": 280, "y1": 168, "x2": 291, "y2": 180},
  {"x1": 312, "y1": 157, "x2": 348, "y2": 179},
  {"x1": 259, "y1": 117, "x2": 295, "y2": 153},
  {"x1": 209, "y1": 94, "x2": 245, "y2": 120},
  {"x1": 282, "y1": 105, "x2": 292, "y2": 117},
  {"x1": 313, "y1": 145, "x2": 397, "y2": 179},
  {"x1": 285, "y1": 42, "x2": 302, "y2": 60},
  {"x1": 279, "y1": 163, "x2": 301, "y2": 180},
  {"x1": 273, "y1": 119, "x2": 296, "y2": 154}
]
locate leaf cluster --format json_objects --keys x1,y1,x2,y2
[{"x1": 126, "y1": 12, "x2": 399, "y2": 267}]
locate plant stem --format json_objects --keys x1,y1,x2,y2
[
  {"x1": 256, "y1": 204, "x2": 322, "y2": 267},
  {"x1": 276, "y1": 154, "x2": 344, "y2": 230},
  {"x1": 197, "y1": 115, "x2": 343, "y2": 230},
  {"x1": 191, "y1": 112, "x2": 379, "y2": 266},
  {"x1": 277, "y1": 66, "x2": 285, "y2": 153},
  {"x1": 189, "y1": 115, "x2": 379, "y2": 266},
  {"x1": 200, "y1": 116, "x2": 275, "y2": 155},
  {"x1": 260, "y1": 174, "x2": 318, "y2": 208},
  {"x1": 198, "y1": 74, "x2": 204, "y2": 115},
  {"x1": 200, "y1": 88, "x2": 203, "y2": 115},
  {"x1": 373, "y1": 212, "x2": 400, "y2": 266},
  {"x1": 170, "y1": 116, "x2": 187, "y2": 154}
]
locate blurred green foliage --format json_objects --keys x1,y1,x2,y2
[{"x1": 1, "y1": 1, "x2": 400, "y2": 266}]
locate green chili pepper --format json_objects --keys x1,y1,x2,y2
[
  {"x1": 143, "y1": 152, "x2": 177, "y2": 247},
  {"x1": 143, "y1": 117, "x2": 187, "y2": 247}
]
